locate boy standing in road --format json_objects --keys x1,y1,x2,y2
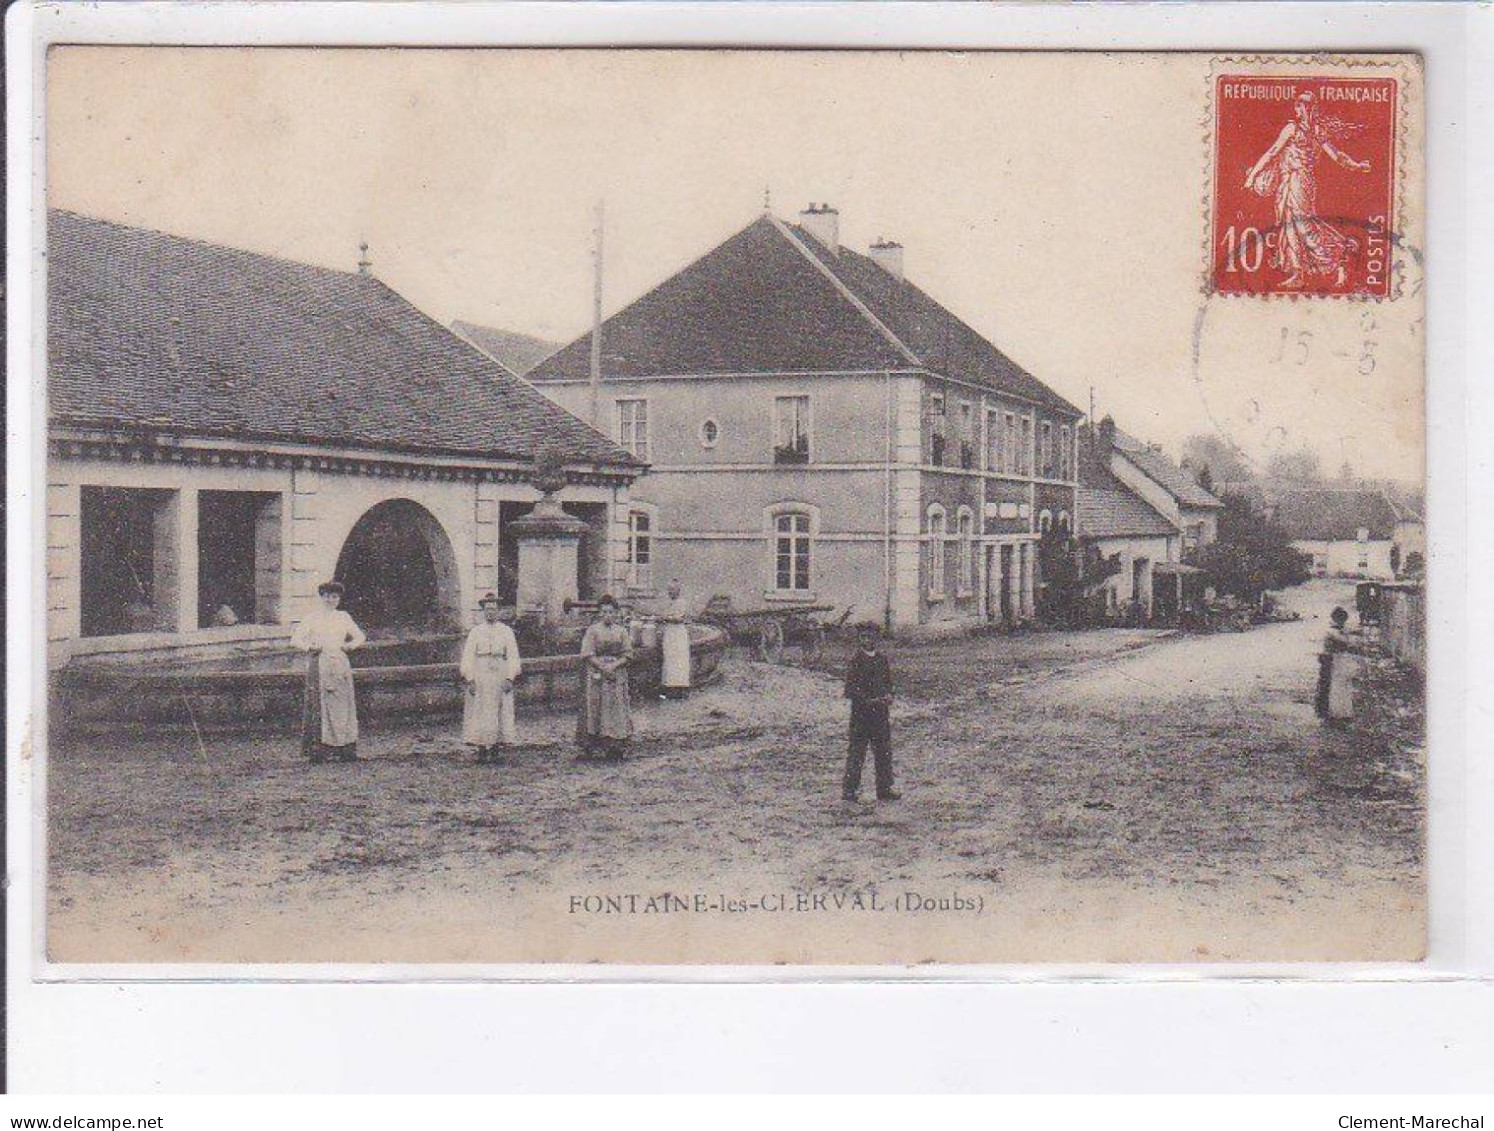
[{"x1": 843, "y1": 623, "x2": 900, "y2": 803}]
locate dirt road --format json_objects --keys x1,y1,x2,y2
[{"x1": 47, "y1": 580, "x2": 1424, "y2": 964}]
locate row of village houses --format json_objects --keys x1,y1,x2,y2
[{"x1": 44, "y1": 203, "x2": 1419, "y2": 670}]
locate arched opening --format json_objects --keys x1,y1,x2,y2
[{"x1": 334, "y1": 499, "x2": 462, "y2": 635}]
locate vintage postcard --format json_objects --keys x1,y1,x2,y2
[{"x1": 39, "y1": 47, "x2": 1425, "y2": 966}]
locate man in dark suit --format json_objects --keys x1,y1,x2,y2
[{"x1": 842, "y1": 623, "x2": 900, "y2": 802}]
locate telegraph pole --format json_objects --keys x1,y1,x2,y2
[
  {"x1": 1089, "y1": 385, "x2": 1097, "y2": 460},
  {"x1": 589, "y1": 200, "x2": 605, "y2": 430}
]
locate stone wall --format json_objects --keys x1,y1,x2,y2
[{"x1": 1380, "y1": 584, "x2": 1425, "y2": 673}]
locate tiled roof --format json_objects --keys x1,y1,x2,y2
[
  {"x1": 1076, "y1": 424, "x2": 1178, "y2": 538},
  {"x1": 1111, "y1": 426, "x2": 1224, "y2": 508},
  {"x1": 529, "y1": 217, "x2": 907, "y2": 381},
  {"x1": 449, "y1": 321, "x2": 562, "y2": 377},
  {"x1": 48, "y1": 210, "x2": 637, "y2": 469},
  {"x1": 1268, "y1": 487, "x2": 1403, "y2": 542},
  {"x1": 1079, "y1": 484, "x2": 1180, "y2": 539},
  {"x1": 529, "y1": 213, "x2": 1082, "y2": 416},
  {"x1": 783, "y1": 222, "x2": 1082, "y2": 415},
  {"x1": 1213, "y1": 479, "x2": 1408, "y2": 541}
]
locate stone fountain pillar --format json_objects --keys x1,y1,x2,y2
[{"x1": 509, "y1": 464, "x2": 588, "y2": 623}]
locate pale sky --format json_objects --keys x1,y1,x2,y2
[{"x1": 47, "y1": 48, "x2": 1425, "y2": 482}]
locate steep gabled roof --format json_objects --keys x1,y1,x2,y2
[
  {"x1": 528, "y1": 213, "x2": 1082, "y2": 416},
  {"x1": 1079, "y1": 484, "x2": 1180, "y2": 539},
  {"x1": 1076, "y1": 424, "x2": 1178, "y2": 539},
  {"x1": 449, "y1": 321, "x2": 562, "y2": 377},
  {"x1": 1268, "y1": 487, "x2": 1403, "y2": 542},
  {"x1": 529, "y1": 216, "x2": 907, "y2": 381},
  {"x1": 48, "y1": 210, "x2": 636, "y2": 469},
  {"x1": 1111, "y1": 426, "x2": 1224, "y2": 509},
  {"x1": 782, "y1": 222, "x2": 1081, "y2": 415}
]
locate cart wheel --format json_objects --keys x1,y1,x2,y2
[
  {"x1": 800, "y1": 624, "x2": 825, "y2": 667},
  {"x1": 756, "y1": 620, "x2": 785, "y2": 663}
]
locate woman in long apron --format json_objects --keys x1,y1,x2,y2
[
  {"x1": 577, "y1": 594, "x2": 634, "y2": 759},
  {"x1": 658, "y1": 578, "x2": 692, "y2": 700},
  {"x1": 1321, "y1": 606, "x2": 1365, "y2": 724},
  {"x1": 291, "y1": 581, "x2": 367, "y2": 763},
  {"x1": 461, "y1": 592, "x2": 523, "y2": 763}
]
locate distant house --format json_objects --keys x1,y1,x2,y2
[
  {"x1": 1096, "y1": 418, "x2": 1224, "y2": 555},
  {"x1": 47, "y1": 211, "x2": 639, "y2": 670},
  {"x1": 1264, "y1": 486, "x2": 1405, "y2": 580},
  {"x1": 526, "y1": 203, "x2": 1083, "y2": 630},
  {"x1": 1392, "y1": 510, "x2": 1426, "y2": 577},
  {"x1": 1076, "y1": 421, "x2": 1188, "y2": 620},
  {"x1": 450, "y1": 321, "x2": 563, "y2": 377}
]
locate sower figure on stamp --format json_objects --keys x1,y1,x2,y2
[
  {"x1": 577, "y1": 594, "x2": 634, "y2": 760},
  {"x1": 842, "y1": 623, "x2": 900, "y2": 803},
  {"x1": 460, "y1": 592, "x2": 522, "y2": 764},
  {"x1": 291, "y1": 580, "x2": 366, "y2": 764},
  {"x1": 1244, "y1": 89, "x2": 1372, "y2": 291}
]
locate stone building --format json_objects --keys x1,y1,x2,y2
[
  {"x1": 1076, "y1": 422, "x2": 1185, "y2": 620},
  {"x1": 46, "y1": 210, "x2": 640, "y2": 671},
  {"x1": 525, "y1": 204, "x2": 1083, "y2": 631},
  {"x1": 1089, "y1": 417, "x2": 1224, "y2": 556},
  {"x1": 1266, "y1": 486, "x2": 1405, "y2": 580}
]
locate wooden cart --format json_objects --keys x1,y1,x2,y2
[{"x1": 700, "y1": 596, "x2": 848, "y2": 665}]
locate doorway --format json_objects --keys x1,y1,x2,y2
[{"x1": 998, "y1": 545, "x2": 1015, "y2": 624}]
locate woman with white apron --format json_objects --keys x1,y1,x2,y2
[
  {"x1": 1321, "y1": 605, "x2": 1365, "y2": 724},
  {"x1": 658, "y1": 578, "x2": 692, "y2": 700},
  {"x1": 291, "y1": 581, "x2": 367, "y2": 763},
  {"x1": 460, "y1": 592, "x2": 523, "y2": 763}
]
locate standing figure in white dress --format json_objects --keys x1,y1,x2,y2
[
  {"x1": 1321, "y1": 605, "x2": 1368, "y2": 725},
  {"x1": 460, "y1": 592, "x2": 523, "y2": 763},
  {"x1": 658, "y1": 578, "x2": 692, "y2": 700},
  {"x1": 291, "y1": 580, "x2": 367, "y2": 763}
]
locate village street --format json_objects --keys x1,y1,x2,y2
[{"x1": 47, "y1": 579, "x2": 1424, "y2": 965}]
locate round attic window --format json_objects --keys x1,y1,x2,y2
[{"x1": 699, "y1": 418, "x2": 720, "y2": 448}]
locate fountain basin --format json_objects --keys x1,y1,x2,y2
[{"x1": 52, "y1": 623, "x2": 726, "y2": 735}]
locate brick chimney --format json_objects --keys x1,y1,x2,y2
[
  {"x1": 869, "y1": 238, "x2": 904, "y2": 281},
  {"x1": 798, "y1": 203, "x2": 840, "y2": 253}
]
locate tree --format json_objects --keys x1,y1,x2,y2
[
  {"x1": 1196, "y1": 494, "x2": 1311, "y2": 601},
  {"x1": 1266, "y1": 445, "x2": 1324, "y2": 483},
  {"x1": 1181, "y1": 434, "x2": 1253, "y2": 485},
  {"x1": 1036, "y1": 523, "x2": 1084, "y2": 626}
]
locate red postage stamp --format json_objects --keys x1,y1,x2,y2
[{"x1": 1211, "y1": 73, "x2": 1398, "y2": 298}]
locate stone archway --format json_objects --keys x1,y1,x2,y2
[{"x1": 334, "y1": 498, "x2": 462, "y2": 634}]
